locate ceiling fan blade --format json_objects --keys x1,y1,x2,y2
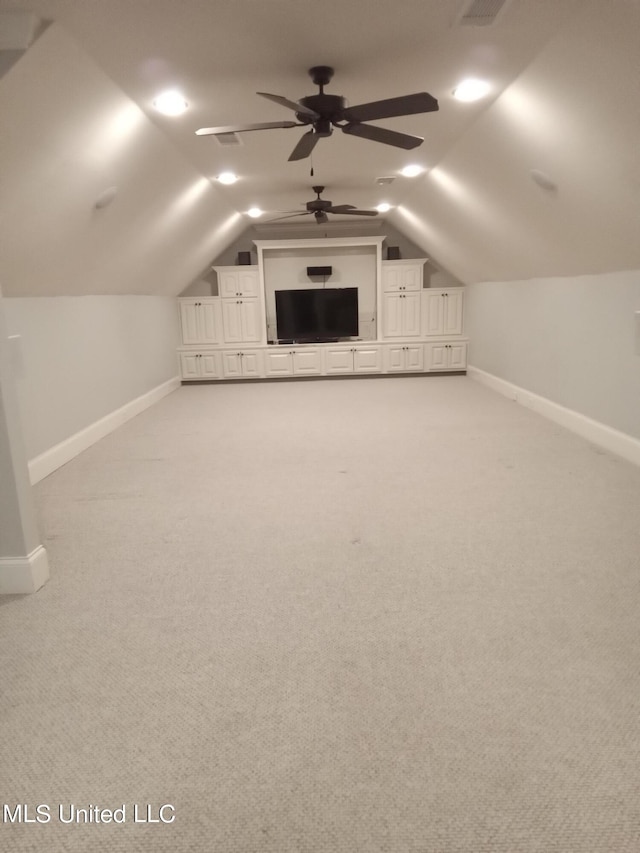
[
  {"x1": 266, "y1": 212, "x2": 313, "y2": 222},
  {"x1": 330, "y1": 208, "x2": 379, "y2": 216},
  {"x1": 325, "y1": 204, "x2": 357, "y2": 213},
  {"x1": 195, "y1": 121, "x2": 298, "y2": 136},
  {"x1": 343, "y1": 92, "x2": 438, "y2": 123},
  {"x1": 342, "y1": 122, "x2": 423, "y2": 150},
  {"x1": 257, "y1": 92, "x2": 319, "y2": 119},
  {"x1": 288, "y1": 130, "x2": 321, "y2": 161}
]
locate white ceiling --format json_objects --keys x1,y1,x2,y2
[
  {"x1": 0, "y1": 0, "x2": 580, "y2": 217},
  {"x1": 1, "y1": 0, "x2": 639, "y2": 290}
]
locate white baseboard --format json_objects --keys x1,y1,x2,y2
[
  {"x1": 468, "y1": 365, "x2": 640, "y2": 468},
  {"x1": 0, "y1": 545, "x2": 49, "y2": 594},
  {"x1": 28, "y1": 376, "x2": 181, "y2": 484}
]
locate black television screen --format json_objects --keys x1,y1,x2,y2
[{"x1": 275, "y1": 287, "x2": 359, "y2": 342}]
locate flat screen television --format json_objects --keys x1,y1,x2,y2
[{"x1": 275, "y1": 287, "x2": 359, "y2": 343}]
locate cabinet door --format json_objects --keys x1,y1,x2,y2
[
  {"x1": 425, "y1": 344, "x2": 450, "y2": 371},
  {"x1": 238, "y1": 270, "x2": 259, "y2": 297},
  {"x1": 382, "y1": 266, "x2": 403, "y2": 292},
  {"x1": 240, "y1": 351, "x2": 263, "y2": 377},
  {"x1": 443, "y1": 291, "x2": 464, "y2": 335},
  {"x1": 221, "y1": 300, "x2": 243, "y2": 342},
  {"x1": 200, "y1": 353, "x2": 220, "y2": 378},
  {"x1": 222, "y1": 299, "x2": 261, "y2": 343},
  {"x1": 218, "y1": 271, "x2": 240, "y2": 298},
  {"x1": 384, "y1": 346, "x2": 406, "y2": 372},
  {"x1": 384, "y1": 346, "x2": 423, "y2": 372},
  {"x1": 239, "y1": 300, "x2": 262, "y2": 342},
  {"x1": 324, "y1": 348, "x2": 354, "y2": 374},
  {"x1": 264, "y1": 350, "x2": 293, "y2": 376},
  {"x1": 353, "y1": 347, "x2": 382, "y2": 373},
  {"x1": 448, "y1": 342, "x2": 467, "y2": 369},
  {"x1": 382, "y1": 293, "x2": 404, "y2": 337},
  {"x1": 292, "y1": 349, "x2": 322, "y2": 375},
  {"x1": 222, "y1": 351, "x2": 243, "y2": 377},
  {"x1": 403, "y1": 292, "x2": 421, "y2": 336},
  {"x1": 381, "y1": 263, "x2": 422, "y2": 292},
  {"x1": 422, "y1": 291, "x2": 445, "y2": 335},
  {"x1": 180, "y1": 302, "x2": 201, "y2": 345},
  {"x1": 198, "y1": 302, "x2": 219, "y2": 344},
  {"x1": 401, "y1": 265, "x2": 422, "y2": 291},
  {"x1": 404, "y1": 344, "x2": 424, "y2": 371},
  {"x1": 180, "y1": 352, "x2": 201, "y2": 379},
  {"x1": 218, "y1": 268, "x2": 259, "y2": 297},
  {"x1": 179, "y1": 300, "x2": 219, "y2": 346}
]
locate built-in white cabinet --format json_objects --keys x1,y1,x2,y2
[
  {"x1": 384, "y1": 344, "x2": 425, "y2": 372},
  {"x1": 425, "y1": 342, "x2": 468, "y2": 371},
  {"x1": 422, "y1": 289, "x2": 464, "y2": 336},
  {"x1": 180, "y1": 351, "x2": 221, "y2": 379},
  {"x1": 215, "y1": 265, "x2": 264, "y2": 345},
  {"x1": 381, "y1": 259, "x2": 426, "y2": 338},
  {"x1": 178, "y1": 242, "x2": 467, "y2": 383},
  {"x1": 216, "y1": 266, "x2": 260, "y2": 298},
  {"x1": 221, "y1": 350, "x2": 264, "y2": 378},
  {"x1": 221, "y1": 299, "x2": 262, "y2": 344},
  {"x1": 324, "y1": 346, "x2": 383, "y2": 375},
  {"x1": 382, "y1": 292, "x2": 421, "y2": 337},
  {"x1": 179, "y1": 298, "x2": 220, "y2": 346},
  {"x1": 381, "y1": 260, "x2": 425, "y2": 293},
  {"x1": 264, "y1": 348, "x2": 322, "y2": 377}
]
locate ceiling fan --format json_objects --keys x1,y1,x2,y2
[
  {"x1": 196, "y1": 66, "x2": 438, "y2": 161},
  {"x1": 268, "y1": 186, "x2": 379, "y2": 224}
]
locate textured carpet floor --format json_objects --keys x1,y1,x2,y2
[{"x1": 1, "y1": 375, "x2": 639, "y2": 852}]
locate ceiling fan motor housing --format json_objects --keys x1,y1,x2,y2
[{"x1": 297, "y1": 94, "x2": 347, "y2": 128}]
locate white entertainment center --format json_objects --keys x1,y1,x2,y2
[{"x1": 177, "y1": 236, "x2": 467, "y2": 381}]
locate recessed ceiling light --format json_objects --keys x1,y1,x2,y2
[
  {"x1": 217, "y1": 172, "x2": 238, "y2": 185},
  {"x1": 152, "y1": 89, "x2": 189, "y2": 116},
  {"x1": 376, "y1": 203, "x2": 392, "y2": 213},
  {"x1": 452, "y1": 78, "x2": 491, "y2": 102},
  {"x1": 400, "y1": 165, "x2": 424, "y2": 178},
  {"x1": 247, "y1": 207, "x2": 263, "y2": 218}
]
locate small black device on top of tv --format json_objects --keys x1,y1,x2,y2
[{"x1": 275, "y1": 287, "x2": 358, "y2": 343}]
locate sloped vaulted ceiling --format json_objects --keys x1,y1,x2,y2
[
  {"x1": 392, "y1": 0, "x2": 640, "y2": 282},
  {"x1": 0, "y1": 23, "x2": 246, "y2": 297},
  {"x1": 0, "y1": 0, "x2": 639, "y2": 295}
]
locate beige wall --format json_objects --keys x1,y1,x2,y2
[{"x1": 465, "y1": 271, "x2": 640, "y2": 441}]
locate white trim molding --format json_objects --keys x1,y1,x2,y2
[
  {"x1": 468, "y1": 365, "x2": 640, "y2": 468},
  {"x1": 28, "y1": 376, "x2": 181, "y2": 484},
  {"x1": 0, "y1": 545, "x2": 49, "y2": 594}
]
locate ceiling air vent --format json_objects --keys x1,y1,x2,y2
[
  {"x1": 455, "y1": 0, "x2": 513, "y2": 27},
  {"x1": 376, "y1": 176, "x2": 395, "y2": 185},
  {"x1": 215, "y1": 132, "x2": 242, "y2": 146}
]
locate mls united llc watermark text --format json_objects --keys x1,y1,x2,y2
[{"x1": 3, "y1": 803, "x2": 175, "y2": 825}]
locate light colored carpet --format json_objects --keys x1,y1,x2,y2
[{"x1": 2, "y1": 375, "x2": 640, "y2": 852}]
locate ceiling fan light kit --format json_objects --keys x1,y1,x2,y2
[{"x1": 196, "y1": 66, "x2": 439, "y2": 161}]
